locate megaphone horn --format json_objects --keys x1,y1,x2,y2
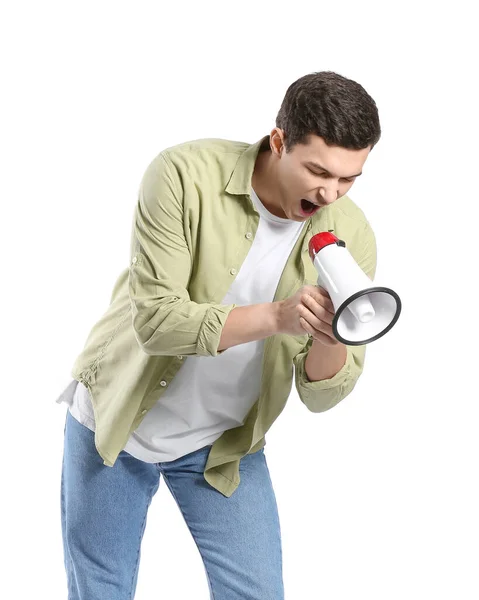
[{"x1": 309, "y1": 232, "x2": 402, "y2": 346}]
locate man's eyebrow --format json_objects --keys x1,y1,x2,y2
[{"x1": 305, "y1": 161, "x2": 363, "y2": 178}]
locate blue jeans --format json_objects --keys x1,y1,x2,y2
[{"x1": 60, "y1": 410, "x2": 284, "y2": 599}]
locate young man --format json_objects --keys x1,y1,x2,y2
[{"x1": 57, "y1": 70, "x2": 380, "y2": 599}]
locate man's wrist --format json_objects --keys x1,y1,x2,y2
[
  {"x1": 270, "y1": 301, "x2": 283, "y2": 335},
  {"x1": 218, "y1": 301, "x2": 283, "y2": 351}
]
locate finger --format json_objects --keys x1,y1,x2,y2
[
  {"x1": 301, "y1": 295, "x2": 334, "y2": 325},
  {"x1": 299, "y1": 305, "x2": 338, "y2": 343},
  {"x1": 313, "y1": 287, "x2": 335, "y2": 314},
  {"x1": 299, "y1": 317, "x2": 335, "y2": 345},
  {"x1": 299, "y1": 317, "x2": 327, "y2": 342},
  {"x1": 299, "y1": 306, "x2": 337, "y2": 344},
  {"x1": 299, "y1": 302, "x2": 328, "y2": 330},
  {"x1": 320, "y1": 295, "x2": 335, "y2": 315}
]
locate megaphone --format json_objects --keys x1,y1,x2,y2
[{"x1": 309, "y1": 231, "x2": 401, "y2": 345}]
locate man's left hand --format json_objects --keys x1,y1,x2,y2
[{"x1": 298, "y1": 286, "x2": 339, "y2": 347}]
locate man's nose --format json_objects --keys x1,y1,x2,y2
[{"x1": 318, "y1": 186, "x2": 339, "y2": 205}]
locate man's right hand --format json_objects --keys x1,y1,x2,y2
[{"x1": 276, "y1": 285, "x2": 335, "y2": 339}]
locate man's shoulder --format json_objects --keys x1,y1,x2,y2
[
  {"x1": 140, "y1": 137, "x2": 255, "y2": 198},
  {"x1": 311, "y1": 194, "x2": 375, "y2": 244},
  {"x1": 332, "y1": 194, "x2": 370, "y2": 226},
  {"x1": 161, "y1": 137, "x2": 249, "y2": 162}
]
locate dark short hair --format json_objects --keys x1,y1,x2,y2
[{"x1": 275, "y1": 71, "x2": 381, "y2": 152}]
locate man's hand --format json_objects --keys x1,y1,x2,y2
[
  {"x1": 298, "y1": 286, "x2": 340, "y2": 347},
  {"x1": 277, "y1": 285, "x2": 339, "y2": 346}
]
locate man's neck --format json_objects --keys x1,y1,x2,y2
[{"x1": 251, "y1": 149, "x2": 284, "y2": 218}]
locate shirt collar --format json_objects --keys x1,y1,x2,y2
[{"x1": 225, "y1": 135, "x2": 270, "y2": 196}]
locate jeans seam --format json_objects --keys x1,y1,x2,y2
[{"x1": 161, "y1": 472, "x2": 216, "y2": 600}]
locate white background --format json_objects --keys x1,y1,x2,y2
[{"x1": 1, "y1": 1, "x2": 478, "y2": 598}]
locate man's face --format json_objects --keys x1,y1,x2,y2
[{"x1": 272, "y1": 129, "x2": 371, "y2": 221}]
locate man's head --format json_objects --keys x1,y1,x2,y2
[{"x1": 253, "y1": 71, "x2": 381, "y2": 221}]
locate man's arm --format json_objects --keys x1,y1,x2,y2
[
  {"x1": 217, "y1": 303, "x2": 281, "y2": 351},
  {"x1": 129, "y1": 152, "x2": 237, "y2": 357},
  {"x1": 304, "y1": 341, "x2": 348, "y2": 382},
  {"x1": 293, "y1": 220, "x2": 378, "y2": 412},
  {"x1": 129, "y1": 152, "x2": 285, "y2": 358}
]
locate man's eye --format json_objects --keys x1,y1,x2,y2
[
  {"x1": 308, "y1": 168, "x2": 326, "y2": 177},
  {"x1": 308, "y1": 168, "x2": 354, "y2": 184}
]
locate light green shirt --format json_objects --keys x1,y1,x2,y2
[{"x1": 69, "y1": 135, "x2": 377, "y2": 497}]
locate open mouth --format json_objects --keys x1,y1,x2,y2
[{"x1": 300, "y1": 198, "x2": 321, "y2": 216}]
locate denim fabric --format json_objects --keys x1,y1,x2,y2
[{"x1": 60, "y1": 410, "x2": 284, "y2": 599}]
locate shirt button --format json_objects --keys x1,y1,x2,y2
[
  {"x1": 245, "y1": 232, "x2": 253, "y2": 240},
  {"x1": 141, "y1": 409, "x2": 147, "y2": 415},
  {"x1": 177, "y1": 355, "x2": 183, "y2": 360},
  {"x1": 230, "y1": 268, "x2": 237, "y2": 275},
  {"x1": 132, "y1": 256, "x2": 138, "y2": 264},
  {"x1": 160, "y1": 380, "x2": 167, "y2": 387}
]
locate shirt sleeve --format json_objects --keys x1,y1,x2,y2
[
  {"x1": 128, "y1": 152, "x2": 236, "y2": 357},
  {"x1": 293, "y1": 220, "x2": 377, "y2": 412}
]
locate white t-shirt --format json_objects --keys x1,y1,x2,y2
[{"x1": 61, "y1": 187, "x2": 305, "y2": 462}]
